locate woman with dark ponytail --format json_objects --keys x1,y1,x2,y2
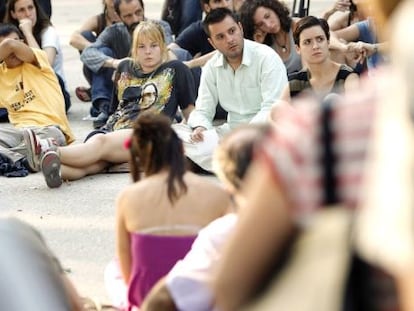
[
  {"x1": 105, "y1": 111, "x2": 230, "y2": 310},
  {"x1": 128, "y1": 111, "x2": 187, "y2": 203}
]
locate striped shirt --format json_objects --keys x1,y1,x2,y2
[
  {"x1": 257, "y1": 75, "x2": 400, "y2": 310},
  {"x1": 259, "y1": 79, "x2": 376, "y2": 217}
]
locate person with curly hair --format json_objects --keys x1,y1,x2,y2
[{"x1": 238, "y1": 0, "x2": 302, "y2": 74}]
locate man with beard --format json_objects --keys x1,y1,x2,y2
[{"x1": 80, "y1": 0, "x2": 173, "y2": 129}]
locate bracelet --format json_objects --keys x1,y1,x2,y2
[{"x1": 373, "y1": 44, "x2": 378, "y2": 53}]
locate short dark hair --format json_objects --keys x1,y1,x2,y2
[
  {"x1": 114, "y1": 0, "x2": 144, "y2": 16},
  {"x1": 203, "y1": 7, "x2": 238, "y2": 37},
  {"x1": 0, "y1": 23, "x2": 24, "y2": 40},
  {"x1": 293, "y1": 16, "x2": 330, "y2": 46}
]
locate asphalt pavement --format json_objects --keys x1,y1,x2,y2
[{"x1": 0, "y1": 0, "x2": 330, "y2": 303}]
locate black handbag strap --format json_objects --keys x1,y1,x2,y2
[{"x1": 321, "y1": 95, "x2": 339, "y2": 206}]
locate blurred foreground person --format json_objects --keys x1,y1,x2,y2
[
  {"x1": 0, "y1": 217, "x2": 83, "y2": 310},
  {"x1": 212, "y1": 0, "x2": 409, "y2": 310}
]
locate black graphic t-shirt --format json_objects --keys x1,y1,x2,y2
[{"x1": 105, "y1": 59, "x2": 196, "y2": 131}]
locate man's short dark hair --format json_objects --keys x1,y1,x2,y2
[
  {"x1": 114, "y1": 0, "x2": 144, "y2": 16},
  {"x1": 203, "y1": 7, "x2": 238, "y2": 37},
  {"x1": 0, "y1": 23, "x2": 24, "y2": 40}
]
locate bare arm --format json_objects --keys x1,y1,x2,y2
[
  {"x1": 321, "y1": 0, "x2": 351, "y2": 22},
  {"x1": 184, "y1": 50, "x2": 216, "y2": 69},
  {"x1": 69, "y1": 15, "x2": 99, "y2": 51},
  {"x1": 334, "y1": 22, "x2": 360, "y2": 43},
  {"x1": 115, "y1": 192, "x2": 132, "y2": 284},
  {"x1": 19, "y1": 19, "x2": 57, "y2": 66},
  {"x1": 328, "y1": 11, "x2": 351, "y2": 31},
  {"x1": 213, "y1": 160, "x2": 295, "y2": 311},
  {"x1": 181, "y1": 104, "x2": 195, "y2": 123},
  {"x1": 140, "y1": 277, "x2": 178, "y2": 311},
  {"x1": 42, "y1": 46, "x2": 57, "y2": 66},
  {"x1": 18, "y1": 18, "x2": 41, "y2": 49},
  {"x1": 344, "y1": 72, "x2": 359, "y2": 93},
  {"x1": 0, "y1": 38, "x2": 36, "y2": 64},
  {"x1": 279, "y1": 83, "x2": 291, "y2": 103}
]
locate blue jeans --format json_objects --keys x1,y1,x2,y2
[
  {"x1": 178, "y1": 0, "x2": 202, "y2": 35},
  {"x1": 80, "y1": 31, "x2": 97, "y2": 85},
  {"x1": 86, "y1": 46, "x2": 115, "y2": 116}
]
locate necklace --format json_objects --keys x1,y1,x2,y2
[{"x1": 275, "y1": 31, "x2": 288, "y2": 53}]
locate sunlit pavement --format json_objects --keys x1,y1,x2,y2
[{"x1": 0, "y1": 0, "x2": 331, "y2": 303}]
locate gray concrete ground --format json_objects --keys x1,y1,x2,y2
[{"x1": 0, "y1": 0, "x2": 330, "y2": 304}]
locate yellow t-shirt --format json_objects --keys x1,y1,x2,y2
[{"x1": 0, "y1": 48, "x2": 74, "y2": 143}]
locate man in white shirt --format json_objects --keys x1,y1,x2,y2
[{"x1": 174, "y1": 8, "x2": 287, "y2": 172}]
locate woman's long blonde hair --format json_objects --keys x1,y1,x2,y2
[{"x1": 131, "y1": 21, "x2": 169, "y2": 66}]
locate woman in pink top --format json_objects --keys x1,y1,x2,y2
[{"x1": 105, "y1": 111, "x2": 230, "y2": 310}]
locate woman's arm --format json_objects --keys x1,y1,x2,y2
[
  {"x1": 18, "y1": 18, "x2": 41, "y2": 49},
  {"x1": 42, "y1": 46, "x2": 57, "y2": 67},
  {"x1": 344, "y1": 72, "x2": 360, "y2": 93},
  {"x1": 116, "y1": 191, "x2": 132, "y2": 283},
  {"x1": 213, "y1": 160, "x2": 295, "y2": 311},
  {"x1": 334, "y1": 22, "x2": 360, "y2": 43},
  {"x1": 69, "y1": 15, "x2": 99, "y2": 51},
  {"x1": 321, "y1": 0, "x2": 351, "y2": 23}
]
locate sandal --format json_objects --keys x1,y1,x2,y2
[{"x1": 75, "y1": 86, "x2": 92, "y2": 102}]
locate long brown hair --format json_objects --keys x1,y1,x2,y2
[
  {"x1": 5, "y1": 0, "x2": 51, "y2": 46},
  {"x1": 128, "y1": 111, "x2": 188, "y2": 204},
  {"x1": 239, "y1": 0, "x2": 292, "y2": 45}
]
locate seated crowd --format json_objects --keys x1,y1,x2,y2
[{"x1": 4, "y1": 0, "x2": 414, "y2": 310}]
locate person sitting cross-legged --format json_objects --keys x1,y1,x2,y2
[
  {"x1": 69, "y1": 0, "x2": 121, "y2": 102},
  {"x1": 80, "y1": 0, "x2": 173, "y2": 129}
]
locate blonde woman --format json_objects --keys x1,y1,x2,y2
[{"x1": 25, "y1": 21, "x2": 196, "y2": 187}]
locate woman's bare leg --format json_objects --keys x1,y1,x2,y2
[
  {"x1": 61, "y1": 161, "x2": 109, "y2": 181},
  {"x1": 57, "y1": 129, "x2": 132, "y2": 180},
  {"x1": 59, "y1": 130, "x2": 132, "y2": 167}
]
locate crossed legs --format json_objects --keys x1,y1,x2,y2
[{"x1": 59, "y1": 129, "x2": 132, "y2": 181}]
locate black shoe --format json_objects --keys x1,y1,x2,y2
[{"x1": 93, "y1": 111, "x2": 108, "y2": 129}]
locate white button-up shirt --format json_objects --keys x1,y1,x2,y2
[{"x1": 188, "y1": 39, "x2": 288, "y2": 130}]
